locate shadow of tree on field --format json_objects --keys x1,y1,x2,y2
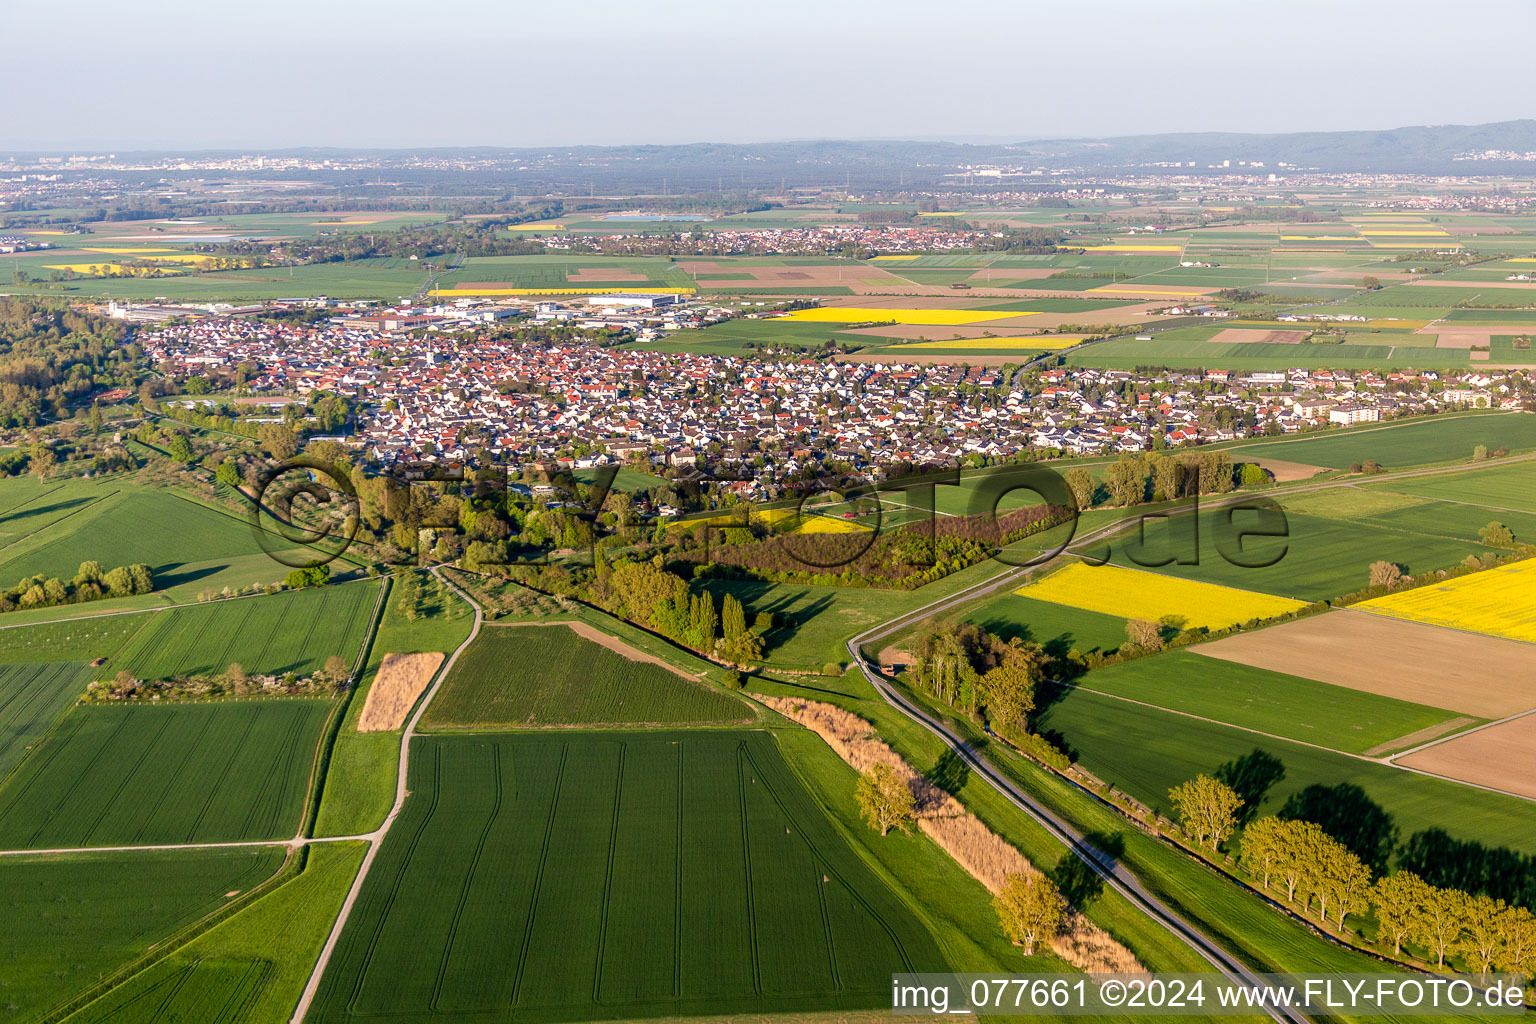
[
  {"x1": 1279, "y1": 782, "x2": 1397, "y2": 876},
  {"x1": 1214, "y1": 748, "x2": 1287, "y2": 825}
]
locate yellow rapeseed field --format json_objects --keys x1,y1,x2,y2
[
  {"x1": 44, "y1": 262, "x2": 134, "y2": 274},
  {"x1": 791, "y1": 515, "x2": 871, "y2": 534},
  {"x1": 778, "y1": 307, "x2": 1035, "y2": 326},
  {"x1": 1356, "y1": 560, "x2": 1536, "y2": 643},
  {"x1": 870, "y1": 254, "x2": 921, "y2": 260},
  {"x1": 1018, "y1": 562, "x2": 1307, "y2": 631}
]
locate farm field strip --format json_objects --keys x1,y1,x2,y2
[
  {"x1": 1069, "y1": 651, "x2": 1467, "y2": 755},
  {"x1": 305, "y1": 732, "x2": 948, "y2": 1022},
  {"x1": 422, "y1": 622, "x2": 749, "y2": 729},
  {"x1": 1194, "y1": 609, "x2": 1536, "y2": 718},
  {"x1": 0, "y1": 700, "x2": 332, "y2": 848},
  {"x1": 0, "y1": 661, "x2": 96, "y2": 777},
  {"x1": 108, "y1": 581, "x2": 378, "y2": 680}
]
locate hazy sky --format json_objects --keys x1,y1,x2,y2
[{"x1": 10, "y1": 0, "x2": 1535, "y2": 150}]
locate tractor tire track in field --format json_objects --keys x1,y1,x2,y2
[{"x1": 290, "y1": 565, "x2": 483, "y2": 1024}]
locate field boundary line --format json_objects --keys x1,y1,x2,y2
[
  {"x1": 301, "y1": 577, "x2": 389, "y2": 839},
  {"x1": 287, "y1": 565, "x2": 483, "y2": 1024},
  {"x1": 1388, "y1": 705, "x2": 1536, "y2": 761}
]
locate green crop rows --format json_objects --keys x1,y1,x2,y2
[
  {"x1": 308, "y1": 731, "x2": 951, "y2": 1022},
  {"x1": 108, "y1": 581, "x2": 378, "y2": 680},
  {"x1": 0, "y1": 700, "x2": 331, "y2": 847},
  {"x1": 422, "y1": 623, "x2": 750, "y2": 729}
]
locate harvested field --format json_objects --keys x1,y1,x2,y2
[
  {"x1": 1194, "y1": 609, "x2": 1536, "y2": 718},
  {"x1": 758, "y1": 695, "x2": 1143, "y2": 974},
  {"x1": 1435, "y1": 333, "x2": 1484, "y2": 348},
  {"x1": 1246, "y1": 457, "x2": 1328, "y2": 482},
  {"x1": 1396, "y1": 714, "x2": 1536, "y2": 799},
  {"x1": 356, "y1": 652, "x2": 445, "y2": 732},
  {"x1": 1209, "y1": 329, "x2": 1308, "y2": 345}
]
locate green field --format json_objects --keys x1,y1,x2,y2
[
  {"x1": 64, "y1": 843, "x2": 367, "y2": 1024},
  {"x1": 1368, "y1": 460, "x2": 1536, "y2": 514},
  {"x1": 1095, "y1": 502, "x2": 1488, "y2": 602},
  {"x1": 0, "y1": 700, "x2": 331, "y2": 847},
  {"x1": 308, "y1": 731, "x2": 953, "y2": 1022},
  {"x1": 106, "y1": 581, "x2": 378, "y2": 680},
  {"x1": 438, "y1": 254, "x2": 694, "y2": 291},
  {"x1": 0, "y1": 487, "x2": 264, "y2": 585},
  {"x1": 1226, "y1": 412, "x2": 1536, "y2": 469},
  {"x1": 422, "y1": 623, "x2": 750, "y2": 729},
  {"x1": 2, "y1": 257, "x2": 441, "y2": 302},
  {"x1": 0, "y1": 613, "x2": 152, "y2": 663},
  {"x1": 966, "y1": 591, "x2": 1129, "y2": 657},
  {"x1": 1035, "y1": 687, "x2": 1536, "y2": 856},
  {"x1": 314, "y1": 572, "x2": 473, "y2": 839},
  {"x1": 1068, "y1": 651, "x2": 1465, "y2": 754},
  {"x1": 0, "y1": 661, "x2": 96, "y2": 776},
  {"x1": 0, "y1": 846, "x2": 285, "y2": 1022}
]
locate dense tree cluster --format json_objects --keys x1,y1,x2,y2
[
  {"x1": 0, "y1": 299, "x2": 138, "y2": 427},
  {"x1": 0, "y1": 560, "x2": 153, "y2": 614}
]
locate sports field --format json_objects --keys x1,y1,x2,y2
[
  {"x1": 422, "y1": 622, "x2": 750, "y2": 728},
  {"x1": 307, "y1": 731, "x2": 951, "y2": 1022},
  {"x1": 0, "y1": 846, "x2": 286, "y2": 1022},
  {"x1": 1019, "y1": 562, "x2": 1306, "y2": 631},
  {"x1": 1356, "y1": 558, "x2": 1536, "y2": 643},
  {"x1": 0, "y1": 700, "x2": 330, "y2": 847},
  {"x1": 106, "y1": 581, "x2": 378, "y2": 680}
]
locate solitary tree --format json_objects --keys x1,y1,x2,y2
[
  {"x1": 1063, "y1": 467, "x2": 1094, "y2": 510},
  {"x1": 855, "y1": 762, "x2": 915, "y2": 836},
  {"x1": 226, "y1": 662, "x2": 248, "y2": 687},
  {"x1": 1368, "y1": 560, "x2": 1403, "y2": 590},
  {"x1": 1478, "y1": 521, "x2": 1514, "y2": 548},
  {"x1": 1125, "y1": 618, "x2": 1164, "y2": 651},
  {"x1": 1168, "y1": 774, "x2": 1243, "y2": 849},
  {"x1": 324, "y1": 654, "x2": 350, "y2": 684},
  {"x1": 993, "y1": 873, "x2": 1063, "y2": 957}
]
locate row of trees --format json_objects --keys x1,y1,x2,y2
[
  {"x1": 1063, "y1": 449, "x2": 1262, "y2": 510},
  {"x1": 88, "y1": 655, "x2": 352, "y2": 701},
  {"x1": 0, "y1": 560, "x2": 153, "y2": 614},
  {"x1": 1169, "y1": 773, "x2": 1535, "y2": 974}
]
